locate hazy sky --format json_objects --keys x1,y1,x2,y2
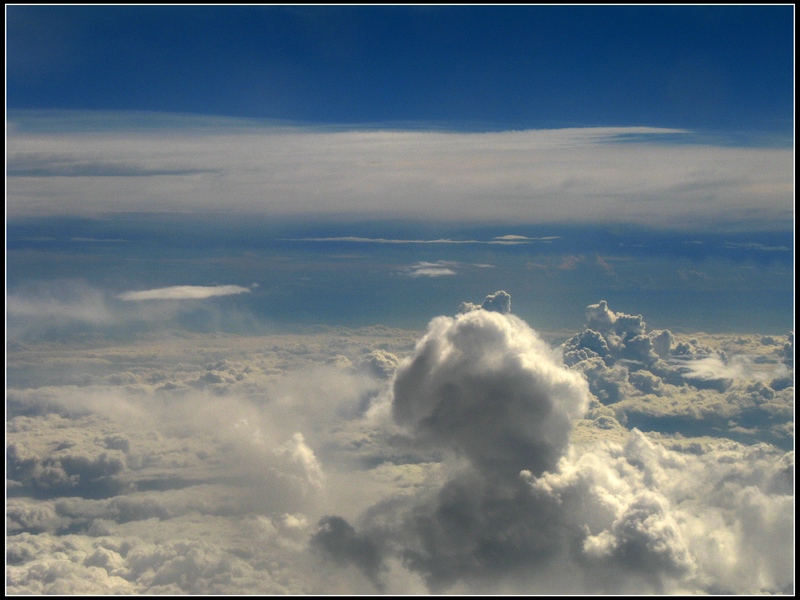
[{"x1": 5, "y1": 5, "x2": 795, "y2": 596}]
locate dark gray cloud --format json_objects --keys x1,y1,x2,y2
[
  {"x1": 310, "y1": 516, "x2": 386, "y2": 588},
  {"x1": 365, "y1": 303, "x2": 589, "y2": 589}
]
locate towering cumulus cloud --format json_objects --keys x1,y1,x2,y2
[
  {"x1": 392, "y1": 304, "x2": 588, "y2": 478},
  {"x1": 388, "y1": 303, "x2": 590, "y2": 590},
  {"x1": 315, "y1": 293, "x2": 593, "y2": 590}
]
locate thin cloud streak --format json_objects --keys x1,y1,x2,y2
[
  {"x1": 284, "y1": 237, "x2": 533, "y2": 245},
  {"x1": 118, "y1": 285, "x2": 251, "y2": 301},
  {"x1": 493, "y1": 235, "x2": 560, "y2": 241}
]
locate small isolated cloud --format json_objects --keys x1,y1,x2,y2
[
  {"x1": 402, "y1": 261, "x2": 458, "y2": 278},
  {"x1": 457, "y1": 290, "x2": 512, "y2": 315},
  {"x1": 118, "y1": 285, "x2": 252, "y2": 301},
  {"x1": 596, "y1": 255, "x2": 616, "y2": 275},
  {"x1": 558, "y1": 255, "x2": 583, "y2": 270},
  {"x1": 493, "y1": 235, "x2": 560, "y2": 242},
  {"x1": 674, "y1": 353, "x2": 784, "y2": 385}
]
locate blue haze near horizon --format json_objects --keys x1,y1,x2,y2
[{"x1": 7, "y1": 216, "x2": 793, "y2": 336}]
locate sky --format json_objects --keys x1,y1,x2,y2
[
  {"x1": 6, "y1": 5, "x2": 794, "y2": 132},
  {"x1": 5, "y1": 5, "x2": 795, "y2": 595}
]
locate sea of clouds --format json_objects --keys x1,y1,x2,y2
[{"x1": 6, "y1": 292, "x2": 793, "y2": 594}]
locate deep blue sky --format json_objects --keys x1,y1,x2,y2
[
  {"x1": 5, "y1": 5, "x2": 795, "y2": 334},
  {"x1": 6, "y1": 5, "x2": 794, "y2": 134}
]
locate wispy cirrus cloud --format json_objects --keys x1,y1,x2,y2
[{"x1": 118, "y1": 285, "x2": 252, "y2": 301}]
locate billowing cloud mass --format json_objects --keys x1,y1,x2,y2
[
  {"x1": 118, "y1": 285, "x2": 252, "y2": 301},
  {"x1": 390, "y1": 307, "x2": 588, "y2": 477},
  {"x1": 6, "y1": 292, "x2": 793, "y2": 594},
  {"x1": 311, "y1": 295, "x2": 793, "y2": 594}
]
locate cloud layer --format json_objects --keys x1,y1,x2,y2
[
  {"x1": 6, "y1": 292, "x2": 794, "y2": 594},
  {"x1": 7, "y1": 115, "x2": 793, "y2": 230}
]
